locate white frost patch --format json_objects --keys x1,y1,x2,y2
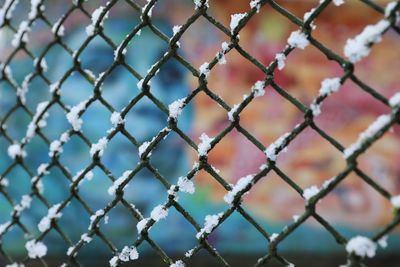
[
  {"x1": 172, "y1": 25, "x2": 182, "y2": 36},
  {"x1": 333, "y1": 0, "x2": 345, "y2": 6},
  {"x1": 287, "y1": 30, "x2": 309, "y2": 49},
  {"x1": 252, "y1": 80, "x2": 265, "y2": 97},
  {"x1": 319, "y1": 77, "x2": 341, "y2": 96},
  {"x1": 34, "y1": 58, "x2": 48, "y2": 72},
  {"x1": 170, "y1": 260, "x2": 185, "y2": 267},
  {"x1": 389, "y1": 92, "x2": 400, "y2": 108},
  {"x1": 136, "y1": 218, "x2": 150, "y2": 233},
  {"x1": 86, "y1": 6, "x2": 109, "y2": 36},
  {"x1": 49, "y1": 140, "x2": 63, "y2": 157},
  {"x1": 37, "y1": 164, "x2": 49, "y2": 176},
  {"x1": 385, "y1": 1, "x2": 397, "y2": 17},
  {"x1": 26, "y1": 101, "x2": 49, "y2": 141},
  {"x1": 292, "y1": 215, "x2": 300, "y2": 223},
  {"x1": 275, "y1": 53, "x2": 286, "y2": 70},
  {"x1": 196, "y1": 213, "x2": 223, "y2": 239},
  {"x1": 346, "y1": 236, "x2": 377, "y2": 258},
  {"x1": 198, "y1": 133, "x2": 213, "y2": 156},
  {"x1": 0, "y1": 222, "x2": 11, "y2": 235},
  {"x1": 150, "y1": 205, "x2": 168, "y2": 222},
  {"x1": 217, "y1": 52, "x2": 227, "y2": 65},
  {"x1": 391, "y1": 195, "x2": 400, "y2": 208},
  {"x1": 90, "y1": 137, "x2": 108, "y2": 157},
  {"x1": 137, "y1": 79, "x2": 144, "y2": 90},
  {"x1": 224, "y1": 175, "x2": 254, "y2": 204},
  {"x1": 303, "y1": 8, "x2": 316, "y2": 29},
  {"x1": 177, "y1": 176, "x2": 195, "y2": 194},
  {"x1": 52, "y1": 19, "x2": 65, "y2": 37},
  {"x1": 109, "y1": 256, "x2": 118, "y2": 267},
  {"x1": 25, "y1": 240, "x2": 47, "y2": 259},
  {"x1": 8, "y1": 143, "x2": 27, "y2": 159},
  {"x1": 114, "y1": 44, "x2": 127, "y2": 60},
  {"x1": 265, "y1": 133, "x2": 290, "y2": 161},
  {"x1": 310, "y1": 77, "x2": 341, "y2": 116},
  {"x1": 250, "y1": 0, "x2": 261, "y2": 13},
  {"x1": 303, "y1": 185, "x2": 320, "y2": 202},
  {"x1": 29, "y1": 0, "x2": 44, "y2": 20},
  {"x1": 66, "y1": 101, "x2": 87, "y2": 131},
  {"x1": 138, "y1": 141, "x2": 151, "y2": 158},
  {"x1": 0, "y1": 178, "x2": 9, "y2": 188},
  {"x1": 107, "y1": 170, "x2": 132, "y2": 196},
  {"x1": 199, "y1": 62, "x2": 210, "y2": 77},
  {"x1": 228, "y1": 104, "x2": 240, "y2": 122},
  {"x1": 343, "y1": 114, "x2": 391, "y2": 159},
  {"x1": 270, "y1": 233, "x2": 279, "y2": 242},
  {"x1": 81, "y1": 233, "x2": 92, "y2": 243},
  {"x1": 5, "y1": 263, "x2": 24, "y2": 267},
  {"x1": 344, "y1": 20, "x2": 390, "y2": 63},
  {"x1": 230, "y1": 13, "x2": 246, "y2": 33},
  {"x1": 119, "y1": 246, "x2": 139, "y2": 262},
  {"x1": 194, "y1": 0, "x2": 209, "y2": 9},
  {"x1": 378, "y1": 235, "x2": 388, "y2": 248},
  {"x1": 0, "y1": 0, "x2": 19, "y2": 26},
  {"x1": 38, "y1": 204, "x2": 62, "y2": 232},
  {"x1": 310, "y1": 102, "x2": 321, "y2": 117},
  {"x1": 12, "y1": 21, "x2": 31, "y2": 47},
  {"x1": 89, "y1": 209, "x2": 105, "y2": 230},
  {"x1": 221, "y1": 41, "x2": 229, "y2": 52},
  {"x1": 185, "y1": 249, "x2": 194, "y2": 258},
  {"x1": 169, "y1": 98, "x2": 186, "y2": 119},
  {"x1": 110, "y1": 112, "x2": 124, "y2": 126}
]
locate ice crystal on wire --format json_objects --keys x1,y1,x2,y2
[
  {"x1": 275, "y1": 53, "x2": 286, "y2": 70},
  {"x1": 389, "y1": 92, "x2": 400, "y2": 108},
  {"x1": 228, "y1": 104, "x2": 240, "y2": 122},
  {"x1": 287, "y1": 30, "x2": 309, "y2": 49},
  {"x1": 8, "y1": 143, "x2": 27, "y2": 159},
  {"x1": 250, "y1": 0, "x2": 261, "y2": 12},
  {"x1": 224, "y1": 175, "x2": 254, "y2": 204},
  {"x1": 230, "y1": 13, "x2": 246, "y2": 33},
  {"x1": 265, "y1": 133, "x2": 290, "y2": 161},
  {"x1": 26, "y1": 101, "x2": 49, "y2": 141},
  {"x1": 343, "y1": 114, "x2": 391, "y2": 159},
  {"x1": 25, "y1": 240, "x2": 47, "y2": 259},
  {"x1": 86, "y1": 6, "x2": 109, "y2": 36},
  {"x1": 12, "y1": 21, "x2": 31, "y2": 47},
  {"x1": 170, "y1": 260, "x2": 185, "y2": 267},
  {"x1": 90, "y1": 137, "x2": 108, "y2": 157},
  {"x1": 196, "y1": 213, "x2": 223, "y2": 239},
  {"x1": 169, "y1": 98, "x2": 186, "y2": 119},
  {"x1": 303, "y1": 185, "x2": 320, "y2": 202},
  {"x1": 199, "y1": 62, "x2": 210, "y2": 77},
  {"x1": 194, "y1": 0, "x2": 209, "y2": 9},
  {"x1": 344, "y1": 20, "x2": 390, "y2": 63},
  {"x1": 177, "y1": 176, "x2": 195, "y2": 194},
  {"x1": 107, "y1": 170, "x2": 132, "y2": 196},
  {"x1": 0, "y1": 0, "x2": 19, "y2": 26},
  {"x1": 391, "y1": 195, "x2": 400, "y2": 208},
  {"x1": 66, "y1": 101, "x2": 86, "y2": 131},
  {"x1": 346, "y1": 236, "x2": 377, "y2": 258},
  {"x1": 198, "y1": 133, "x2": 213, "y2": 156},
  {"x1": 110, "y1": 112, "x2": 124, "y2": 126},
  {"x1": 38, "y1": 204, "x2": 62, "y2": 232},
  {"x1": 150, "y1": 205, "x2": 168, "y2": 222},
  {"x1": 119, "y1": 246, "x2": 139, "y2": 262}
]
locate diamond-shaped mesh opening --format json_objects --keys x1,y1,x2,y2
[{"x1": 1, "y1": 0, "x2": 400, "y2": 266}]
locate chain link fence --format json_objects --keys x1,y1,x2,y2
[{"x1": 1, "y1": 0, "x2": 400, "y2": 266}]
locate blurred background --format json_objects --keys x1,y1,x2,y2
[{"x1": 0, "y1": 0, "x2": 399, "y2": 266}]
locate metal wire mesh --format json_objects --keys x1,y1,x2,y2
[{"x1": 0, "y1": 0, "x2": 400, "y2": 266}]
